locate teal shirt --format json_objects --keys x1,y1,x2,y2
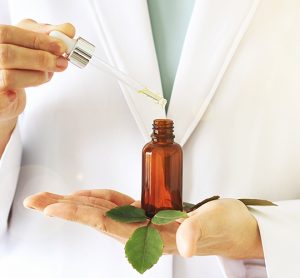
[{"x1": 147, "y1": 0, "x2": 195, "y2": 111}]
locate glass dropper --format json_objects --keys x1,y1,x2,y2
[{"x1": 49, "y1": 31, "x2": 167, "y2": 108}]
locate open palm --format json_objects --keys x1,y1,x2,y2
[{"x1": 24, "y1": 189, "x2": 179, "y2": 254}]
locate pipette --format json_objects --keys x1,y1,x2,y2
[{"x1": 49, "y1": 31, "x2": 167, "y2": 107}]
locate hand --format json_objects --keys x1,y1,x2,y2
[
  {"x1": 24, "y1": 190, "x2": 179, "y2": 254},
  {"x1": 177, "y1": 198, "x2": 264, "y2": 259},
  {"x1": 0, "y1": 19, "x2": 75, "y2": 156},
  {"x1": 24, "y1": 190, "x2": 263, "y2": 259}
]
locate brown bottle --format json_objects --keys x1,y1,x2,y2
[{"x1": 141, "y1": 119, "x2": 183, "y2": 217}]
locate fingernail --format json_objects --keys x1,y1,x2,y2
[
  {"x1": 6, "y1": 91, "x2": 16, "y2": 102},
  {"x1": 23, "y1": 199, "x2": 35, "y2": 209},
  {"x1": 56, "y1": 57, "x2": 68, "y2": 68},
  {"x1": 49, "y1": 42, "x2": 64, "y2": 54},
  {"x1": 25, "y1": 205, "x2": 35, "y2": 210}
]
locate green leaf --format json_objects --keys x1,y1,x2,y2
[
  {"x1": 151, "y1": 210, "x2": 188, "y2": 225},
  {"x1": 106, "y1": 205, "x2": 148, "y2": 223},
  {"x1": 239, "y1": 199, "x2": 278, "y2": 206},
  {"x1": 125, "y1": 226, "x2": 163, "y2": 274}
]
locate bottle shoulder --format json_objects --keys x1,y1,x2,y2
[{"x1": 142, "y1": 141, "x2": 182, "y2": 152}]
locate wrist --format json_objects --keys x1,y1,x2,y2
[{"x1": 0, "y1": 117, "x2": 18, "y2": 158}]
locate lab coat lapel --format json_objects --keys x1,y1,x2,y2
[
  {"x1": 89, "y1": 0, "x2": 165, "y2": 142},
  {"x1": 168, "y1": 0, "x2": 261, "y2": 146}
]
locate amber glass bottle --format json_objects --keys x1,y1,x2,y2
[{"x1": 141, "y1": 119, "x2": 183, "y2": 217}]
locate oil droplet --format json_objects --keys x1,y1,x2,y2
[{"x1": 138, "y1": 87, "x2": 167, "y2": 108}]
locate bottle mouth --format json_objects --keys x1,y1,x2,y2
[
  {"x1": 153, "y1": 119, "x2": 173, "y2": 127},
  {"x1": 151, "y1": 119, "x2": 175, "y2": 141}
]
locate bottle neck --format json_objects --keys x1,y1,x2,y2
[{"x1": 151, "y1": 119, "x2": 175, "y2": 143}]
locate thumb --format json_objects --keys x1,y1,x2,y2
[
  {"x1": 17, "y1": 18, "x2": 76, "y2": 38},
  {"x1": 176, "y1": 214, "x2": 202, "y2": 257}
]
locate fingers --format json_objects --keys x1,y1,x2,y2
[
  {"x1": 24, "y1": 190, "x2": 180, "y2": 251},
  {"x1": 24, "y1": 190, "x2": 140, "y2": 244},
  {"x1": 24, "y1": 191, "x2": 145, "y2": 244},
  {"x1": 0, "y1": 70, "x2": 53, "y2": 91},
  {"x1": 0, "y1": 25, "x2": 66, "y2": 56},
  {"x1": 24, "y1": 192, "x2": 63, "y2": 211},
  {"x1": 0, "y1": 42, "x2": 68, "y2": 91},
  {"x1": 0, "y1": 19, "x2": 75, "y2": 123},
  {"x1": 24, "y1": 190, "x2": 136, "y2": 212},
  {"x1": 176, "y1": 201, "x2": 223, "y2": 257},
  {"x1": 62, "y1": 195, "x2": 117, "y2": 210},
  {"x1": 0, "y1": 20, "x2": 74, "y2": 93},
  {"x1": 72, "y1": 189, "x2": 135, "y2": 206},
  {"x1": 23, "y1": 192, "x2": 117, "y2": 212},
  {"x1": 176, "y1": 199, "x2": 259, "y2": 258},
  {"x1": 17, "y1": 19, "x2": 76, "y2": 38},
  {"x1": 44, "y1": 203, "x2": 109, "y2": 230},
  {"x1": 176, "y1": 215, "x2": 202, "y2": 257},
  {"x1": 0, "y1": 44, "x2": 68, "y2": 71}
]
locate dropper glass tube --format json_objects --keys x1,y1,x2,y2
[
  {"x1": 49, "y1": 31, "x2": 167, "y2": 108},
  {"x1": 89, "y1": 55, "x2": 167, "y2": 107}
]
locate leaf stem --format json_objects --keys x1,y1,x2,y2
[{"x1": 185, "y1": 196, "x2": 220, "y2": 213}]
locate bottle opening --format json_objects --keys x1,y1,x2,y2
[
  {"x1": 151, "y1": 119, "x2": 175, "y2": 142},
  {"x1": 153, "y1": 119, "x2": 173, "y2": 127}
]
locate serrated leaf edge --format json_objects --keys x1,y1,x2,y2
[{"x1": 125, "y1": 225, "x2": 163, "y2": 274}]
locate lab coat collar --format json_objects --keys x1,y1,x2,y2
[
  {"x1": 89, "y1": 0, "x2": 260, "y2": 146},
  {"x1": 89, "y1": 0, "x2": 165, "y2": 142},
  {"x1": 168, "y1": 0, "x2": 261, "y2": 145}
]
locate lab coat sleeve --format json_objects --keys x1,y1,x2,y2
[
  {"x1": 249, "y1": 200, "x2": 300, "y2": 278},
  {"x1": 0, "y1": 123, "x2": 22, "y2": 237}
]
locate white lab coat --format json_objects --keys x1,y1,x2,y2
[{"x1": 0, "y1": 0, "x2": 300, "y2": 277}]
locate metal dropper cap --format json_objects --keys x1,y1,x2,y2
[{"x1": 49, "y1": 31, "x2": 95, "y2": 68}]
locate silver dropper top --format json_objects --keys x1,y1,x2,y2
[
  {"x1": 49, "y1": 31, "x2": 95, "y2": 68},
  {"x1": 68, "y1": 37, "x2": 95, "y2": 68}
]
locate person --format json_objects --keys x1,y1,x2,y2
[{"x1": 1, "y1": 0, "x2": 300, "y2": 277}]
